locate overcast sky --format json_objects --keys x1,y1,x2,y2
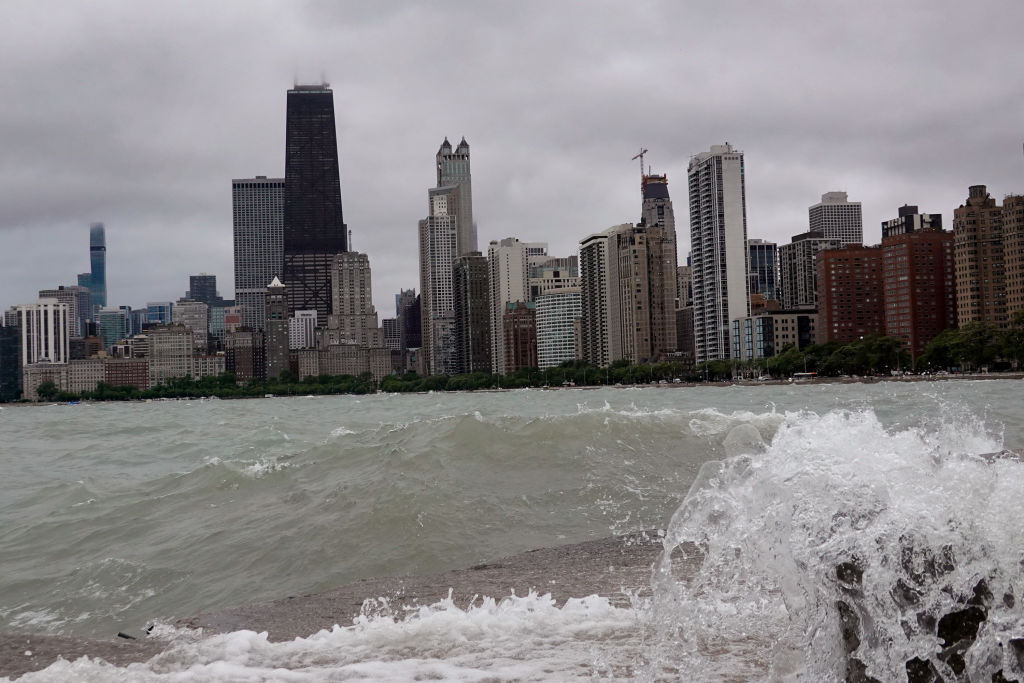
[{"x1": 2, "y1": 1, "x2": 1023, "y2": 318}]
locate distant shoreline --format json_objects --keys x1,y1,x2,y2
[{"x1": 3, "y1": 370, "x2": 1022, "y2": 408}]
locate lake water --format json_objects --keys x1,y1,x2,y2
[{"x1": 2, "y1": 380, "x2": 1023, "y2": 680}]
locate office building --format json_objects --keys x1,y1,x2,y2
[
  {"x1": 688, "y1": 143, "x2": 749, "y2": 363},
  {"x1": 147, "y1": 324, "x2": 194, "y2": 387},
  {"x1": 283, "y1": 84, "x2": 348, "y2": 323},
  {"x1": 503, "y1": 301, "x2": 537, "y2": 372},
  {"x1": 881, "y1": 205, "x2": 942, "y2": 239},
  {"x1": 172, "y1": 299, "x2": 210, "y2": 352},
  {"x1": 436, "y1": 137, "x2": 475, "y2": 255},
  {"x1": 453, "y1": 252, "x2": 491, "y2": 373},
  {"x1": 187, "y1": 274, "x2": 223, "y2": 307},
  {"x1": 536, "y1": 287, "x2": 581, "y2": 369},
  {"x1": 325, "y1": 252, "x2": 383, "y2": 348},
  {"x1": 147, "y1": 301, "x2": 174, "y2": 326},
  {"x1": 747, "y1": 239, "x2": 778, "y2": 301},
  {"x1": 264, "y1": 277, "x2": 290, "y2": 379},
  {"x1": 778, "y1": 231, "x2": 844, "y2": 310},
  {"x1": 488, "y1": 238, "x2": 531, "y2": 374},
  {"x1": 95, "y1": 307, "x2": 128, "y2": 351},
  {"x1": 809, "y1": 192, "x2": 863, "y2": 245},
  {"x1": 0, "y1": 326, "x2": 21, "y2": 401},
  {"x1": 817, "y1": 245, "x2": 886, "y2": 344},
  {"x1": 233, "y1": 176, "x2": 285, "y2": 330},
  {"x1": 289, "y1": 310, "x2": 318, "y2": 350},
  {"x1": 953, "y1": 185, "x2": 1007, "y2": 329},
  {"x1": 395, "y1": 288, "x2": 421, "y2": 351},
  {"x1": 382, "y1": 318, "x2": 401, "y2": 352}
]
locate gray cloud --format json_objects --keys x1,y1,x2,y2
[{"x1": 2, "y1": 0, "x2": 1023, "y2": 317}]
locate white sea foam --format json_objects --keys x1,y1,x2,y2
[{"x1": 17, "y1": 592, "x2": 644, "y2": 681}]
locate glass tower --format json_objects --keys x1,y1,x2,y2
[{"x1": 89, "y1": 223, "x2": 107, "y2": 310}]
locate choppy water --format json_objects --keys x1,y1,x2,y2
[{"x1": 3, "y1": 380, "x2": 1023, "y2": 680}]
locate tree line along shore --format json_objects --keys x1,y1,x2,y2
[{"x1": 13, "y1": 321, "x2": 1024, "y2": 403}]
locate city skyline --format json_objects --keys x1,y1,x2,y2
[{"x1": 1, "y1": 2, "x2": 1023, "y2": 318}]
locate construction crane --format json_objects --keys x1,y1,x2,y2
[{"x1": 631, "y1": 148, "x2": 648, "y2": 189}]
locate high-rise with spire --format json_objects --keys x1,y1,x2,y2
[
  {"x1": 435, "y1": 137, "x2": 475, "y2": 255},
  {"x1": 282, "y1": 83, "x2": 348, "y2": 325}
]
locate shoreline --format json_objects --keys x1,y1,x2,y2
[
  {"x1": 3, "y1": 371, "x2": 1021, "y2": 409},
  {"x1": 0, "y1": 532, "x2": 672, "y2": 679}
]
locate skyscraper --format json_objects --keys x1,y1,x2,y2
[
  {"x1": 264, "y1": 277, "x2": 290, "y2": 379},
  {"x1": 809, "y1": 192, "x2": 863, "y2": 246},
  {"x1": 233, "y1": 175, "x2": 285, "y2": 331},
  {"x1": 579, "y1": 225, "x2": 627, "y2": 367},
  {"x1": 436, "y1": 137, "x2": 475, "y2": 255},
  {"x1": 633, "y1": 173, "x2": 678, "y2": 360},
  {"x1": 418, "y1": 196, "x2": 458, "y2": 376},
  {"x1": 953, "y1": 185, "x2": 1007, "y2": 328},
  {"x1": 778, "y1": 231, "x2": 843, "y2": 310},
  {"x1": 88, "y1": 223, "x2": 107, "y2": 310},
  {"x1": 688, "y1": 143, "x2": 749, "y2": 363},
  {"x1": 453, "y1": 252, "x2": 491, "y2": 374},
  {"x1": 187, "y1": 274, "x2": 222, "y2": 307},
  {"x1": 488, "y1": 238, "x2": 530, "y2": 374},
  {"x1": 747, "y1": 239, "x2": 778, "y2": 301},
  {"x1": 283, "y1": 84, "x2": 347, "y2": 325}
]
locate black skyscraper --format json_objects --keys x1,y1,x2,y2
[{"x1": 283, "y1": 84, "x2": 348, "y2": 325}]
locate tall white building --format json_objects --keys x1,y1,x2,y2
[
  {"x1": 17, "y1": 299, "x2": 70, "y2": 366},
  {"x1": 288, "y1": 310, "x2": 318, "y2": 350},
  {"x1": 418, "y1": 189, "x2": 459, "y2": 376},
  {"x1": 488, "y1": 238, "x2": 531, "y2": 375},
  {"x1": 809, "y1": 191, "x2": 862, "y2": 246},
  {"x1": 233, "y1": 176, "x2": 285, "y2": 331},
  {"x1": 536, "y1": 287, "x2": 581, "y2": 369},
  {"x1": 688, "y1": 143, "x2": 750, "y2": 363},
  {"x1": 579, "y1": 225, "x2": 628, "y2": 366}
]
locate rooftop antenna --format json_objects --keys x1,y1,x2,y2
[{"x1": 631, "y1": 148, "x2": 648, "y2": 192}]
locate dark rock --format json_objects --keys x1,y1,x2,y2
[{"x1": 906, "y1": 656, "x2": 939, "y2": 682}]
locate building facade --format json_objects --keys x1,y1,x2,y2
[
  {"x1": 288, "y1": 310, "x2": 318, "y2": 350},
  {"x1": 882, "y1": 205, "x2": 943, "y2": 239},
  {"x1": 688, "y1": 143, "x2": 749, "y2": 363},
  {"x1": 233, "y1": 176, "x2": 285, "y2": 330},
  {"x1": 147, "y1": 324, "x2": 194, "y2": 387},
  {"x1": 816, "y1": 245, "x2": 886, "y2": 344},
  {"x1": 88, "y1": 223, "x2": 107, "y2": 310},
  {"x1": 809, "y1": 192, "x2": 863, "y2": 245},
  {"x1": 436, "y1": 137, "x2": 475, "y2": 256},
  {"x1": 17, "y1": 299, "x2": 70, "y2": 366},
  {"x1": 881, "y1": 229, "x2": 957, "y2": 357},
  {"x1": 326, "y1": 253, "x2": 382, "y2": 349},
  {"x1": 264, "y1": 277, "x2": 290, "y2": 379},
  {"x1": 172, "y1": 299, "x2": 210, "y2": 352},
  {"x1": 579, "y1": 225, "x2": 626, "y2": 366},
  {"x1": 747, "y1": 239, "x2": 778, "y2": 302},
  {"x1": 283, "y1": 85, "x2": 347, "y2": 323},
  {"x1": 778, "y1": 231, "x2": 844, "y2": 310},
  {"x1": 488, "y1": 238, "x2": 531, "y2": 374},
  {"x1": 1001, "y1": 194, "x2": 1024, "y2": 321},
  {"x1": 535, "y1": 287, "x2": 581, "y2": 369},
  {"x1": 502, "y1": 301, "x2": 537, "y2": 373},
  {"x1": 953, "y1": 185, "x2": 1006, "y2": 329},
  {"x1": 453, "y1": 252, "x2": 492, "y2": 374}
]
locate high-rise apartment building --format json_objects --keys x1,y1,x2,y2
[
  {"x1": 536, "y1": 287, "x2": 581, "y2": 369},
  {"x1": 816, "y1": 245, "x2": 886, "y2": 344},
  {"x1": 809, "y1": 192, "x2": 863, "y2": 245},
  {"x1": 630, "y1": 174, "x2": 678, "y2": 360},
  {"x1": 436, "y1": 137, "x2": 475, "y2": 255},
  {"x1": 419, "y1": 184, "x2": 461, "y2": 375},
  {"x1": 38, "y1": 286, "x2": 90, "y2": 338},
  {"x1": 283, "y1": 84, "x2": 347, "y2": 324},
  {"x1": 17, "y1": 299, "x2": 70, "y2": 366},
  {"x1": 88, "y1": 223, "x2": 107, "y2": 310},
  {"x1": 881, "y1": 229, "x2": 956, "y2": 356},
  {"x1": 233, "y1": 176, "x2": 285, "y2": 331},
  {"x1": 881, "y1": 205, "x2": 942, "y2": 239},
  {"x1": 453, "y1": 253, "x2": 491, "y2": 374},
  {"x1": 953, "y1": 185, "x2": 1006, "y2": 329},
  {"x1": 579, "y1": 225, "x2": 627, "y2": 366},
  {"x1": 688, "y1": 143, "x2": 749, "y2": 363},
  {"x1": 264, "y1": 277, "x2": 290, "y2": 379},
  {"x1": 1004, "y1": 195, "x2": 1024, "y2": 319},
  {"x1": 488, "y1": 238, "x2": 531, "y2": 374},
  {"x1": 747, "y1": 239, "x2": 778, "y2": 301},
  {"x1": 778, "y1": 231, "x2": 844, "y2": 310}
]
